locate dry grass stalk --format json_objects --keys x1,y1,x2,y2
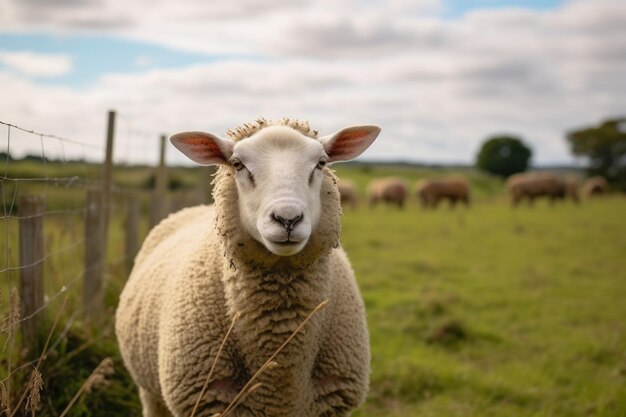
[
  {"x1": 58, "y1": 357, "x2": 115, "y2": 417},
  {"x1": 85, "y1": 357, "x2": 114, "y2": 393},
  {"x1": 189, "y1": 311, "x2": 241, "y2": 417},
  {"x1": 2, "y1": 288, "x2": 20, "y2": 340},
  {"x1": 220, "y1": 382, "x2": 263, "y2": 417},
  {"x1": 9, "y1": 295, "x2": 68, "y2": 417},
  {"x1": 3, "y1": 288, "x2": 20, "y2": 417},
  {"x1": 0, "y1": 380, "x2": 8, "y2": 413},
  {"x1": 7, "y1": 288, "x2": 20, "y2": 334},
  {"x1": 218, "y1": 299, "x2": 328, "y2": 417},
  {"x1": 24, "y1": 368, "x2": 43, "y2": 417}
]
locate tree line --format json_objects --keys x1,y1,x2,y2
[{"x1": 476, "y1": 117, "x2": 626, "y2": 191}]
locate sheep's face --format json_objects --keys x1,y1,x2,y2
[
  {"x1": 170, "y1": 123, "x2": 381, "y2": 256},
  {"x1": 229, "y1": 126, "x2": 325, "y2": 256}
]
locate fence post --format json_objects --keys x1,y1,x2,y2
[
  {"x1": 125, "y1": 191, "x2": 140, "y2": 274},
  {"x1": 84, "y1": 190, "x2": 104, "y2": 322},
  {"x1": 197, "y1": 166, "x2": 213, "y2": 205},
  {"x1": 102, "y1": 110, "x2": 115, "y2": 258},
  {"x1": 19, "y1": 195, "x2": 45, "y2": 349},
  {"x1": 150, "y1": 134, "x2": 168, "y2": 226}
]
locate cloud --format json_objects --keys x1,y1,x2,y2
[
  {"x1": 0, "y1": 50, "x2": 72, "y2": 77},
  {"x1": 0, "y1": 0, "x2": 625, "y2": 166}
]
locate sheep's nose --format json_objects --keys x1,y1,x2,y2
[{"x1": 271, "y1": 213, "x2": 303, "y2": 231}]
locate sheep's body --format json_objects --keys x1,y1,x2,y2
[
  {"x1": 416, "y1": 178, "x2": 470, "y2": 208},
  {"x1": 506, "y1": 172, "x2": 561, "y2": 206},
  {"x1": 337, "y1": 180, "x2": 358, "y2": 210},
  {"x1": 367, "y1": 177, "x2": 407, "y2": 208},
  {"x1": 116, "y1": 120, "x2": 375, "y2": 417},
  {"x1": 556, "y1": 175, "x2": 580, "y2": 203},
  {"x1": 507, "y1": 172, "x2": 581, "y2": 206}
]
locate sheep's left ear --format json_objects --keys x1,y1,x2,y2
[{"x1": 320, "y1": 125, "x2": 381, "y2": 163}]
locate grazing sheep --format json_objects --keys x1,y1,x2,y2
[
  {"x1": 506, "y1": 171, "x2": 563, "y2": 206},
  {"x1": 582, "y1": 176, "x2": 608, "y2": 197},
  {"x1": 115, "y1": 118, "x2": 380, "y2": 417},
  {"x1": 416, "y1": 178, "x2": 470, "y2": 209},
  {"x1": 556, "y1": 175, "x2": 581, "y2": 203},
  {"x1": 337, "y1": 179, "x2": 359, "y2": 211},
  {"x1": 367, "y1": 177, "x2": 407, "y2": 209}
]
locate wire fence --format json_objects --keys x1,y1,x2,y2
[{"x1": 0, "y1": 111, "x2": 213, "y2": 416}]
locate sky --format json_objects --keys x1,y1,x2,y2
[{"x1": 0, "y1": 0, "x2": 625, "y2": 166}]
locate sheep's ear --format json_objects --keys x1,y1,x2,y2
[
  {"x1": 320, "y1": 125, "x2": 381, "y2": 163},
  {"x1": 169, "y1": 131, "x2": 234, "y2": 166}
]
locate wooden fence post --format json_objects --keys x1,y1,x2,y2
[
  {"x1": 84, "y1": 190, "x2": 104, "y2": 322},
  {"x1": 101, "y1": 110, "x2": 115, "y2": 259},
  {"x1": 19, "y1": 195, "x2": 45, "y2": 349},
  {"x1": 150, "y1": 134, "x2": 168, "y2": 226},
  {"x1": 125, "y1": 191, "x2": 140, "y2": 274},
  {"x1": 197, "y1": 166, "x2": 214, "y2": 205}
]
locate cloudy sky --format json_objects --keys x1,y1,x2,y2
[{"x1": 0, "y1": 0, "x2": 625, "y2": 166}]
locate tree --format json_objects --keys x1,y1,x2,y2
[
  {"x1": 476, "y1": 136, "x2": 532, "y2": 178},
  {"x1": 566, "y1": 118, "x2": 626, "y2": 190}
]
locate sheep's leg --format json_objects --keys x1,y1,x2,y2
[
  {"x1": 139, "y1": 388, "x2": 173, "y2": 417},
  {"x1": 312, "y1": 284, "x2": 369, "y2": 416}
]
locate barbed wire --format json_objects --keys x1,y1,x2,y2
[
  {"x1": 0, "y1": 115, "x2": 198, "y2": 360},
  {"x1": 0, "y1": 120, "x2": 103, "y2": 151},
  {"x1": 0, "y1": 116, "x2": 144, "y2": 339}
]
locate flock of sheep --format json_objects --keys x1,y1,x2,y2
[{"x1": 337, "y1": 172, "x2": 608, "y2": 210}]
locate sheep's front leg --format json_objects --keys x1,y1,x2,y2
[
  {"x1": 160, "y1": 354, "x2": 246, "y2": 417},
  {"x1": 312, "y1": 303, "x2": 370, "y2": 415},
  {"x1": 139, "y1": 387, "x2": 173, "y2": 417}
]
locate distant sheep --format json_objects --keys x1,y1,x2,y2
[
  {"x1": 367, "y1": 177, "x2": 407, "y2": 209},
  {"x1": 506, "y1": 171, "x2": 563, "y2": 206},
  {"x1": 556, "y1": 175, "x2": 581, "y2": 203},
  {"x1": 582, "y1": 176, "x2": 608, "y2": 197},
  {"x1": 416, "y1": 177, "x2": 470, "y2": 208},
  {"x1": 338, "y1": 179, "x2": 359, "y2": 210},
  {"x1": 116, "y1": 118, "x2": 381, "y2": 417}
]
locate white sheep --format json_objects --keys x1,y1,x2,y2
[{"x1": 115, "y1": 118, "x2": 381, "y2": 417}]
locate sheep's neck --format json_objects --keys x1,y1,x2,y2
[{"x1": 223, "y1": 256, "x2": 331, "y2": 352}]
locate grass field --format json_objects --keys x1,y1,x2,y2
[
  {"x1": 344, "y1": 196, "x2": 626, "y2": 417},
  {"x1": 1, "y1": 162, "x2": 625, "y2": 416}
]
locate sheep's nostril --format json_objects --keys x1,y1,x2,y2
[
  {"x1": 292, "y1": 214, "x2": 303, "y2": 227},
  {"x1": 272, "y1": 213, "x2": 304, "y2": 231}
]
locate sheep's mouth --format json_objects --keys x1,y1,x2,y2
[{"x1": 272, "y1": 239, "x2": 301, "y2": 246}]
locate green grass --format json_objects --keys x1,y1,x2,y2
[
  {"x1": 1, "y1": 161, "x2": 625, "y2": 416},
  {"x1": 343, "y1": 197, "x2": 626, "y2": 417}
]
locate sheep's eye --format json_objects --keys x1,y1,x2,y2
[
  {"x1": 231, "y1": 158, "x2": 245, "y2": 171},
  {"x1": 316, "y1": 159, "x2": 327, "y2": 170}
]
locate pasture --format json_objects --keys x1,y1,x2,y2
[{"x1": 1, "y1": 162, "x2": 625, "y2": 416}]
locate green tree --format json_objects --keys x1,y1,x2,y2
[
  {"x1": 476, "y1": 136, "x2": 532, "y2": 178},
  {"x1": 566, "y1": 118, "x2": 626, "y2": 190}
]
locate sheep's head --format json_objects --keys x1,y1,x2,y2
[{"x1": 170, "y1": 121, "x2": 380, "y2": 257}]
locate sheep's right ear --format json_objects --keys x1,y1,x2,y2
[{"x1": 169, "y1": 131, "x2": 235, "y2": 166}]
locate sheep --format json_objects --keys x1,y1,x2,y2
[
  {"x1": 582, "y1": 176, "x2": 608, "y2": 197},
  {"x1": 337, "y1": 179, "x2": 359, "y2": 211},
  {"x1": 366, "y1": 177, "x2": 407, "y2": 209},
  {"x1": 416, "y1": 177, "x2": 470, "y2": 209},
  {"x1": 505, "y1": 171, "x2": 563, "y2": 206},
  {"x1": 506, "y1": 171, "x2": 583, "y2": 206},
  {"x1": 555, "y1": 175, "x2": 581, "y2": 203},
  {"x1": 115, "y1": 118, "x2": 381, "y2": 417}
]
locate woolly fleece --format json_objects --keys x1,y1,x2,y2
[{"x1": 115, "y1": 121, "x2": 370, "y2": 417}]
